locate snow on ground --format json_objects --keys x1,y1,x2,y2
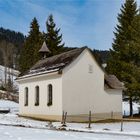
[
  {"x1": 0, "y1": 100, "x2": 48, "y2": 128},
  {"x1": 53, "y1": 121, "x2": 140, "y2": 132},
  {"x1": 0, "y1": 100, "x2": 19, "y2": 113},
  {"x1": 0, "y1": 113, "x2": 48, "y2": 129},
  {"x1": 0, "y1": 100, "x2": 18, "y2": 108},
  {"x1": 123, "y1": 101, "x2": 140, "y2": 116},
  {"x1": 0, "y1": 125, "x2": 140, "y2": 140},
  {"x1": 0, "y1": 111, "x2": 140, "y2": 139},
  {"x1": 0, "y1": 99, "x2": 140, "y2": 139},
  {"x1": 0, "y1": 112, "x2": 140, "y2": 136}
]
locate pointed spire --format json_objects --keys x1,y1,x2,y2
[
  {"x1": 39, "y1": 41, "x2": 51, "y2": 59},
  {"x1": 39, "y1": 41, "x2": 51, "y2": 53}
]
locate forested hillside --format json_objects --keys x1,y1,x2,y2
[
  {"x1": 0, "y1": 27, "x2": 25, "y2": 69},
  {"x1": 93, "y1": 49, "x2": 110, "y2": 64},
  {"x1": 0, "y1": 27, "x2": 110, "y2": 71},
  {"x1": 0, "y1": 27, "x2": 25, "y2": 46}
]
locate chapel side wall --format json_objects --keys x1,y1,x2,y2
[
  {"x1": 19, "y1": 74, "x2": 62, "y2": 117},
  {"x1": 62, "y1": 49, "x2": 122, "y2": 118}
]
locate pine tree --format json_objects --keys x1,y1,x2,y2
[
  {"x1": 19, "y1": 18, "x2": 44, "y2": 73},
  {"x1": 129, "y1": 12, "x2": 140, "y2": 100},
  {"x1": 45, "y1": 14, "x2": 64, "y2": 56},
  {"x1": 93, "y1": 49, "x2": 103, "y2": 64},
  {"x1": 106, "y1": 0, "x2": 139, "y2": 116}
]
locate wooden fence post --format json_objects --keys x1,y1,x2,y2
[
  {"x1": 111, "y1": 111, "x2": 113, "y2": 119},
  {"x1": 88, "y1": 110, "x2": 91, "y2": 128},
  {"x1": 62, "y1": 111, "x2": 67, "y2": 127},
  {"x1": 61, "y1": 111, "x2": 64, "y2": 124},
  {"x1": 64, "y1": 112, "x2": 67, "y2": 126},
  {"x1": 120, "y1": 119, "x2": 123, "y2": 131}
]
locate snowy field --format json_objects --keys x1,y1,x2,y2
[
  {"x1": 0, "y1": 125, "x2": 140, "y2": 140},
  {"x1": 0, "y1": 100, "x2": 18, "y2": 113},
  {"x1": 0, "y1": 99, "x2": 140, "y2": 140}
]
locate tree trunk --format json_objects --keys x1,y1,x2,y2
[
  {"x1": 129, "y1": 96, "x2": 133, "y2": 117},
  {"x1": 4, "y1": 66, "x2": 7, "y2": 86}
]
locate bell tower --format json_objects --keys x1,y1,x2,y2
[{"x1": 39, "y1": 41, "x2": 51, "y2": 59}]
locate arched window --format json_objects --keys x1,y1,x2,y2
[
  {"x1": 35, "y1": 86, "x2": 39, "y2": 106},
  {"x1": 47, "y1": 84, "x2": 53, "y2": 106},
  {"x1": 24, "y1": 87, "x2": 28, "y2": 106}
]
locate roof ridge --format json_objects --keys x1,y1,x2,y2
[
  {"x1": 32, "y1": 47, "x2": 87, "y2": 69},
  {"x1": 42, "y1": 47, "x2": 86, "y2": 61}
]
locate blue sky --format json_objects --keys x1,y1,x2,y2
[{"x1": 0, "y1": 0, "x2": 139, "y2": 50}]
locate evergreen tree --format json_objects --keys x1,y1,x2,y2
[
  {"x1": 0, "y1": 27, "x2": 25, "y2": 69},
  {"x1": 128, "y1": 12, "x2": 140, "y2": 100},
  {"x1": 19, "y1": 18, "x2": 44, "y2": 73},
  {"x1": 45, "y1": 14, "x2": 64, "y2": 56},
  {"x1": 106, "y1": 0, "x2": 139, "y2": 116},
  {"x1": 93, "y1": 49, "x2": 103, "y2": 64}
]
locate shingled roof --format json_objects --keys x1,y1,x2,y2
[
  {"x1": 18, "y1": 47, "x2": 123, "y2": 90},
  {"x1": 104, "y1": 75, "x2": 124, "y2": 89},
  {"x1": 22, "y1": 47, "x2": 86, "y2": 76}
]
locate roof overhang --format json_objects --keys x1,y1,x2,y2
[{"x1": 16, "y1": 69, "x2": 61, "y2": 82}]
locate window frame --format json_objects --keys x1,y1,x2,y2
[
  {"x1": 47, "y1": 84, "x2": 53, "y2": 106},
  {"x1": 24, "y1": 87, "x2": 28, "y2": 106},
  {"x1": 35, "y1": 86, "x2": 39, "y2": 106}
]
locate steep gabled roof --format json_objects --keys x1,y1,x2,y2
[
  {"x1": 22, "y1": 47, "x2": 86, "y2": 76},
  {"x1": 18, "y1": 47, "x2": 123, "y2": 90}
]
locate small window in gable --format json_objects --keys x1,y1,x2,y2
[
  {"x1": 47, "y1": 84, "x2": 53, "y2": 106},
  {"x1": 24, "y1": 87, "x2": 28, "y2": 106},
  {"x1": 35, "y1": 86, "x2": 39, "y2": 106},
  {"x1": 88, "y1": 64, "x2": 93, "y2": 73}
]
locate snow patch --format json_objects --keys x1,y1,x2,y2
[{"x1": 123, "y1": 101, "x2": 140, "y2": 116}]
